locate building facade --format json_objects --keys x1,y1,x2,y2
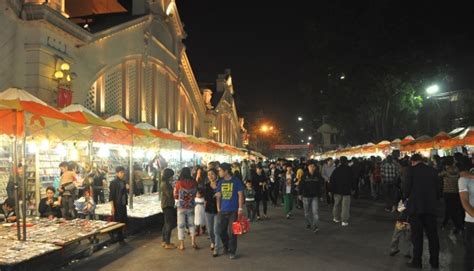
[{"x1": 0, "y1": 0, "x2": 243, "y2": 146}]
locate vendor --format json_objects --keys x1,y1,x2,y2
[
  {"x1": 38, "y1": 186, "x2": 61, "y2": 219},
  {"x1": 1, "y1": 198, "x2": 16, "y2": 223}
]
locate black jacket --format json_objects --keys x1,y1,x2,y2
[
  {"x1": 330, "y1": 165, "x2": 355, "y2": 196},
  {"x1": 109, "y1": 177, "x2": 128, "y2": 207},
  {"x1": 38, "y1": 198, "x2": 61, "y2": 218},
  {"x1": 251, "y1": 172, "x2": 268, "y2": 200},
  {"x1": 204, "y1": 183, "x2": 218, "y2": 214},
  {"x1": 404, "y1": 163, "x2": 439, "y2": 215},
  {"x1": 298, "y1": 172, "x2": 323, "y2": 198}
]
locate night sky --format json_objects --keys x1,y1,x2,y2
[
  {"x1": 178, "y1": 1, "x2": 474, "y2": 139},
  {"x1": 178, "y1": 1, "x2": 307, "y2": 128}
]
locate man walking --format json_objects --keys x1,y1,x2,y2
[
  {"x1": 322, "y1": 158, "x2": 335, "y2": 205},
  {"x1": 216, "y1": 163, "x2": 244, "y2": 259},
  {"x1": 268, "y1": 162, "x2": 281, "y2": 207},
  {"x1": 331, "y1": 156, "x2": 354, "y2": 227},
  {"x1": 298, "y1": 160, "x2": 323, "y2": 233},
  {"x1": 109, "y1": 166, "x2": 128, "y2": 243},
  {"x1": 381, "y1": 156, "x2": 400, "y2": 212},
  {"x1": 404, "y1": 154, "x2": 440, "y2": 269}
]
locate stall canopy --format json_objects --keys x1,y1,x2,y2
[
  {"x1": 0, "y1": 88, "x2": 83, "y2": 138},
  {"x1": 61, "y1": 104, "x2": 131, "y2": 145}
]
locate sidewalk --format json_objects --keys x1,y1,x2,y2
[{"x1": 64, "y1": 198, "x2": 464, "y2": 271}]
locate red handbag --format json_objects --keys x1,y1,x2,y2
[{"x1": 232, "y1": 216, "x2": 250, "y2": 235}]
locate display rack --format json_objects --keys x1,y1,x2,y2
[
  {"x1": 92, "y1": 146, "x2": 128, "y2": 200},
  {"x1": 0, "y1": 140, "x2": 11, "y2": 199}
]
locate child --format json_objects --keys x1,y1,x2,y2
[
  {"x1": 75, "y1": 190, "x2": 96, "y2": 220},
  {"x1": 389, "y1": 199, "x2": 412, "y2": 258},
  {"x1": 194, "y1": 189, "x2": 206, "y2": 236},
  {"x1": 244, "y1": 180, "x2": 256, "y2": 221},
  {"x1": 282, "y1": 167, "x2": 295, "y2": 219},
  {"x1": 59, "y1": 167, "x2": 77, "y2": 219}
]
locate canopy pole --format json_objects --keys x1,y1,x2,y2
[
  {"x1": 21, "y1": 135, "x2": 27, "y2": 241},
  {"x1": 13, "y1": 133, "x2": 20, "y2": 241},
  {"x1": 129, "y1": 133, "x2": 134, "y2": 209}
]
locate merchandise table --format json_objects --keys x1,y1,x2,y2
[
  {"x1": 0, "y1": 218, "x2": 123, "y2": 246},
  {"x1": 0, "y1": 239, "x2": 61, "y2": 266},
  {"x1": 94, "y1": 193, "x2": 163, "y2": 218}
]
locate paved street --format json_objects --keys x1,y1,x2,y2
[{"x1": 65, "y1": 198, "x2": 463, "y2": 271}]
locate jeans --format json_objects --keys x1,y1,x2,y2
[
  {"x1": 61, "y1": 195, "x2": 76, "y2": 220},
  {"x1": 162, "y1": 207, "x2": 175, "y2": 244},
  {"x1": 269, "y1": 183, "x2": 280, "y2": 205},
  {"x1": 410, "y1": 214, "x2": 439, "y2": 267},
  {"x1": 218, "y1": 211, "x2": 238, "y2": 254},
  {"x1": 325, "y1": 182, "x2": 333, "y2": 204},
  {"x1": 302, "y1": 197, "x2": 319, "y2": 228},
  {"x1": 443, "y1": 193, "x2": 465, "y2": 230},
  {"x1": 205, "y1": 212, "x2": 222, "y2": 250},
  {"x1": 371, "y1": 179, "x2": 381, "y2": 199},
  {"x1": 464, "y1": 222, "x2": 474, "y2": 271},
  {"x1": 382, "y1": 183, "x2": 398, "y2": 209},
  {"x1": 256, "y1": 199, "x2": 267, "y2": 217},
  {"x1": 283, "y1": 194, "x2": 293, "y2": 215},
  {"x1": 333, "y1": 194, "x2": 351, "y2": 223},
  {"x1": 390, "y1": 222, "x2": 412, "y2": 255},
  {"x1": 245, "y1": 201, "x2": 256, "y2": 221},
  {"x1": 177, "y1": 208, "x2": 195, "y2": 240},
  {"x1": 143, "y1": 182, "x2": 154, "y2": 194},
  {"x1": 113, "y1": 204, "x2": 127, "y2": 241},
  {"x1": 93, "y1": 188, "x2": 105, "y2": 204}
]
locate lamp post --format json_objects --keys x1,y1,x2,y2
[{"x1": 425, "y1": 84, "x2": 440, "y2": 134}]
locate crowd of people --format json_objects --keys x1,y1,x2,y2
[{"x1": 1, "y1": 151, "x2": 474, "y2": 269}]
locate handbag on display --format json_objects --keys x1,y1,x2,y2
[{"x1": 232, "y1": 216, "x2": 250, "y2": 235}]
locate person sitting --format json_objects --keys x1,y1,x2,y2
[
  {"x1": 38, "y1": 186, "x2": 61, "y2": 219},
  {"x1": 1, "y1": 198, "x2": 17, "y2": 223},
  {"x1": 75, "y1": 190, "x2": 96, "y2": 219}
]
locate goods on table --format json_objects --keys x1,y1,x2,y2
[
  {"x1": 95, "y1": 193, "x2": 163, "y2": 218},
  {"x1": 0, "y1": 239, "x2": 60, "y2": 265},
  {"x1": 0, "y1": 218, "x2": 118, "y2": 245}
]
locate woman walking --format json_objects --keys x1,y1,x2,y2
[
  {"x1": 252, "y1": 165, "x2": 269, "y2": 220},
  {"x1": 160, "y1": 168, "x2": 176, "y2": 249},
  {"x1": 204, "y1": 168, "x2": 222, "y2": 257},
  {"x1": 174, "y1": 167, "x2": 199, "y2": 250}
]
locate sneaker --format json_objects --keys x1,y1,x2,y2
[
  {"x1": 341, "y1": 222, "x2": 349, "y2": 227},
  {"x1": 306, "y1": 225, "x2": 311, "y2": 229},
  {"x1": 256, "y1": 216, "x2": 261, "y2": 220},
  {"x1": 229, "y1": 254, "x2": 236, "y2": 260},
  {"x1": 312, "y1": 226, "x2": 319, "y2": 233},
  {"x1": 389, "y1": 249, "x2": 400, "y2": 256},
  {"x1": 333, "y1": 218, "x2": 341, "y2": 223},
  {"x1": 286, "y1": 214, "x2": 290, "y2": 219}
]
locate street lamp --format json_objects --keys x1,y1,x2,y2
[
  {"x1": 426, "y1": 84, "x2": 439, "y2": 96},
  {"x1": 260, "y1": 125, "x2": 269, "y2": 133},
  {"x1": 300, "y1": 128, "x2": 304, "y2": 132},
  {"x1": 297, "y1": 116, "x2": 303, "y2": 121},
  {"x1": 308, "y1": 136, "x2": 312, "y2": 140}
]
